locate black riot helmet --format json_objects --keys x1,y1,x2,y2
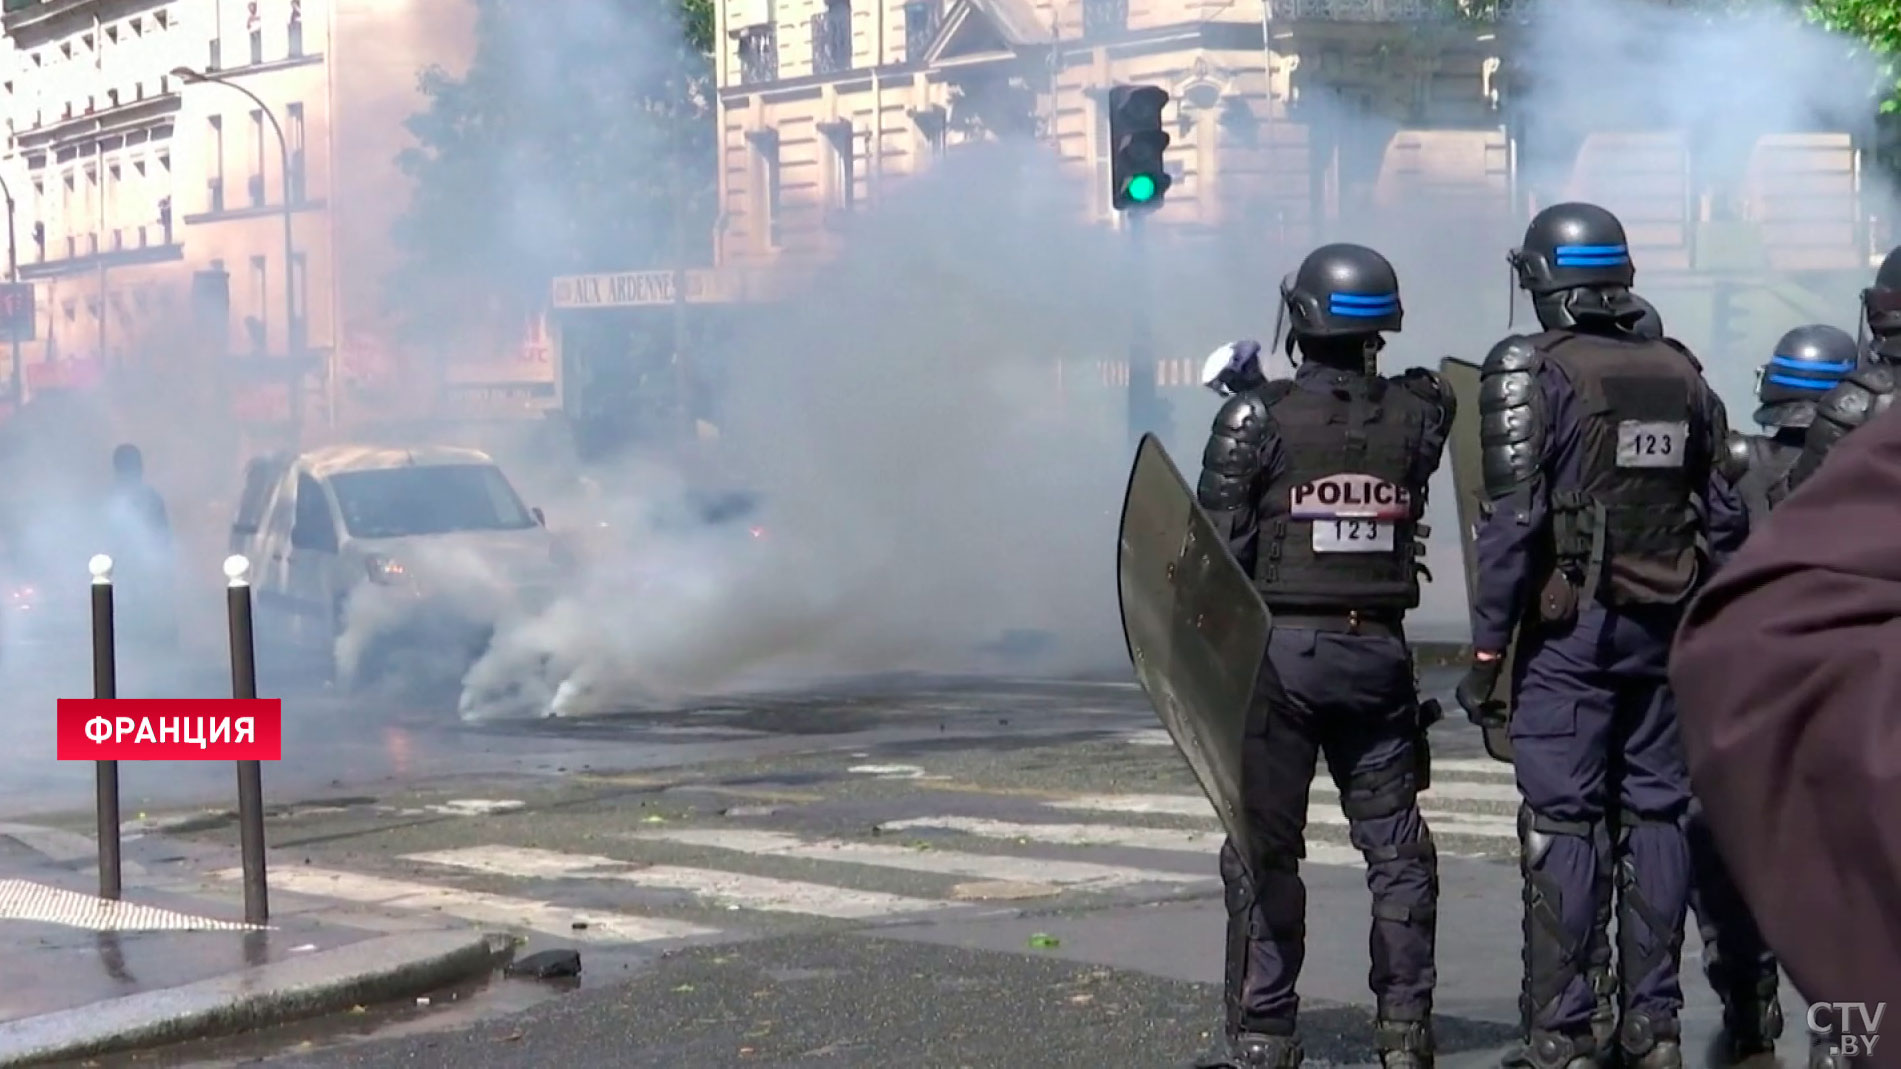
[
  {"x1": 1279, "y1": 243, "x2": 1402, "y2": 349},
  {"x1": 1862, "y1": 246, "x2": 1901, "y2": 342},
  {"x1": 1511, "y1": 202, "x2": 1636, "y2": 295},
  {"x1": 1753, "y1": 323, "x2": 1859, "y2": 429}
]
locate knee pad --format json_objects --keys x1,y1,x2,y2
[
  {"x1": 1519, "y1": 807, "x2": 1602, "y2": 1025},
  {"x1": 1613, "y1": 816, "x2": 1687, "y2": 991}
]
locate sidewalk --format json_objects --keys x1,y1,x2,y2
[{"x1": 0, "y1": 825, "x2": 503, "y2": 1067}]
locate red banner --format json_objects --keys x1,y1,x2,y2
[{"x1": 56, "y1": 699, "x2": 283, "y2": 761}]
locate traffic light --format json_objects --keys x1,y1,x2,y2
[
  {"x1": 1109, "y1": 85, "x2": 1172, "y2": 212},
  {"x1": 1712, "y1": 282, "x2": 1749, "y2": 357}
]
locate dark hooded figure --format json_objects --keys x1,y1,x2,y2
[
  {"x1": 1453, "y1": 203, "x2": 1748, "y2": 1069},
  {"x1": 1191, "y1": 243, "x2": 1454, "y2": 1069},
  {"x1": 1671, "y1": 394, "x2": 1901, "y2": 1069},
  {"x1": 1695, "y1": 324, "x2": 1859, "y2": 1069}
]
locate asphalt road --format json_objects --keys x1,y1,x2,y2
[{"x1": 20, "y1": 671, "x2": 1822, "y2": 1069}]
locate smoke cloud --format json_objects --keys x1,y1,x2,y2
[{"x1": 319, "y1": 0, "x2": 1899, "y2": 719}]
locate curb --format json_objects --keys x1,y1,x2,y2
[{"x1": 0, "y1": 929, "x2": 506, "y2": 1067}]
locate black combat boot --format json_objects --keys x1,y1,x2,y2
[
  {"x1": 1715, "y1": 972, "x2": 1783, "y2": 1062},
  {"x1": 1195, "y1": 1027, "x2": 1303, "y2": 1069},
  {"x1": 1376, "y1": 1015, "x2": 1435, "y2": 1069},
  {"x1": 1619, "y1": 1011, "x2": 1683, "y2": 1069}
]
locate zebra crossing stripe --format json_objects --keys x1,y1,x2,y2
[
  {"x1": 625, "y1": 828, "x2": 1208, "y2": 888},
  {"x1": 875, "y1": 816, "x2": 1381, "y2": 866},
  {"x1": 1046, "y1": 793, "x2": 1517, "y2": 840},
  {"x1": 0, "y1": 879, "x2": 262, "y2": 932},
  {"x1": 403, "y1": 845, "x2": 955, "y2": 920},
  {"x1": 230, "y1": 867, "x2": 718, "y2": 943}
]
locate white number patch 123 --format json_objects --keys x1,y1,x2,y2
[
  {"x1": 1311, "y1": 519, "x2": 1394, "y2": 554},
  {"x1": 1615, "y1": 420, "x2": 1687, "y2": 469}
]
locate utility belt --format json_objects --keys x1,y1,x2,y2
[{"x1": 1270, "y1": 609, "x2": 1405, "y2": 639}]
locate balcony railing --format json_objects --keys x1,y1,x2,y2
[
  {"x1": 812, "y1": 7, "x2": 852, "y2": 77},
  {"x1": 737, "y1": 24, "x2": 778, "y2": 86},
  {"x1": 904, "y1": 1, "x2": 942, "y2": 61},
  {"x1": 1082, "y1": 0, "x2": 1127, "y2": 36},
  {"x1": 1266, "y1": 0, "x2": 1533, "y2": 20}
]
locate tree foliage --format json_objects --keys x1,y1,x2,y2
[
  {"x1": 1807, "y1": 0, "x2": 1901, "y2": 112},
  {"x1": 389, "y1": 0, "x2": 715, "y2": 343}
]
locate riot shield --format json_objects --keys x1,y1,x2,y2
[
  {"x1": 1439, "y1": 357, "x2": 1516, "y2": 764},
  {"x1": 1117, "y1": 434, "x2": 1269, "y2": 850}
]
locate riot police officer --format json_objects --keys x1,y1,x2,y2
[
  {"x1": 1723, "y1": 324, "x2": 1857, "y2": 522},
  {"x1": 1781, "y1": 246, "x2": 1901, "y2": 492},
  {"x1": 1193, "y1": 243, "x2": 1453, "y2": 1069},
  {"x1": 1452, "y1": 203, "x2": 1748, "y2": 1069},
  {"x1": 1695, "y1": 324, "x2": 1857, "y2": 1069}
]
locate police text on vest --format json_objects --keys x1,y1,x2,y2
[{"x1": 1290, "y1": 474, "x2": 1409, "y2": 554}]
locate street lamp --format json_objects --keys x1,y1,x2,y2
[{"x1": 171, "y1": 65, "x2": 303, "y2": 448}]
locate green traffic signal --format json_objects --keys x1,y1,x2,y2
[{"x1": 1126, "y1": 174, "x2": 1157, "y2": 203}]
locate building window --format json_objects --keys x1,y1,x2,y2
[
  {"x1": 107, "y1": 163, "x2": 122, "y2": 249},
  {"x1": 1082, "y1": 0, "x2": 1127, "y2": 36},
  {"x1": 287, "y1": 102, "x2": 306, "y2": 202},
  {"x1": 207, "y1": 116, "x2": 225, "y2": 212},
  {"x1": 760, "y1": 138, "x2": 782, "y2": 248},
  {"x1": 903, "y1": 1, "x2": 943, "y2": 62},
  {"x1": 249, "y1": 109, "x2": 266, "y2": 206},
  {"x1": 248, "y1": 255, "x2": 268, "y2": 355},
  {"x1": 737, "y1": 25, "x2": 777, "y2": 86},
  {"x1": 84, "y1": 165, "x2": 98, "y2": 254},
  {"x1": 248, "y1": 1, "x2": 264, "y2": 64},
  {"x1": 209, "y1": 36, "x2": 221, "y2": 71},
  {"x1": 812, "y1": 0, "x2": 851, "y2": 77},
  {"x1": 288, "y1": 0, "x2": 304, "y2": 57},
  {"x1": 289, "y1": 252, "x2": 308, "y2": 352}
]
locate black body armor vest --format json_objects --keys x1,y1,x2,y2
[
  {"x1": 1253, "y1": 376, "x2": 1431, "y2": 612},
  {"x1": 1538, "y1": 331, "x2": 1710, "y2": 607}
]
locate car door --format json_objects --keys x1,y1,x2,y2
[{"x1": 287, "y1": 473, "x2": 341, "y2": 646}]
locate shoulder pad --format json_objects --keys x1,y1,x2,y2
[
  {"x1": 1717, "y1": 431, "x2": 1751, "y2": 484},
  {"x1": 1392, "y1": 367, "x2": 1445, "y2": 402},
  {"x1": 1211, "y1": 392, "x2": 1275, "y2": 443},
  {"x1": 1815, "y1": 372, "x2": 1893, "y2": 432},
  {"x1": 1660, "y1": 337, "x2": 1704, "y2": 370},
  {"x1": 1847, "y1": 364, "x2": 1898, "y2": 395},
  {"x1": 1480, "y1": 336, "x2": 1540, "y2": 375}
]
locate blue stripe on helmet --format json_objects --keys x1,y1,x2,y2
[
  {"x1": 1328, "y1": 292, "x2": 1399, "y2": 317},
  {"x1": 1765, "y1": 372, "x2": 1840, "y2": 391},
  {"x1": 1769, "y1": 354, "x2": 1855, "y2": 374},
  {"x1": 1553, "y1": 243, "x2": 1629, "y2": 269}
]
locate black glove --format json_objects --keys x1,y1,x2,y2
[{"x1": 1455, "y1": 658, "x2": 1505, "y2": 728}]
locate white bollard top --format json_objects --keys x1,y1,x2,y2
[
  {"x1": 222, "y1": 554, "x2": 251, "y2": 586},
  {"x1": 88, "y1": 554, "x2": 113, "y2": 584}
]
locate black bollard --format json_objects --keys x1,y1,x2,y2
[
  {"x1": 225, "y1": 555, "x2": 268, "y2": 925},
  {"x1": 89, "y1": 554, "x2": 121, "y2": 901}
]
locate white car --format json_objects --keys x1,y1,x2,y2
[{"x1": 228, "y1": 444, "x2": 563, "y2": 692}]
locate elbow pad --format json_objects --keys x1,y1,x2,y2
[
  {"x1": 1477, "y1": 337, "x2": 1543, "y2": 500},
  {"x1": 1196, "y1": 393, "x2": 1275, "y2": 513}
]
